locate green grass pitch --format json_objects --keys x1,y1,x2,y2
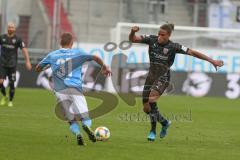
[{"x1": 0, "y1": 88, "x2": 239, "y2": 160}]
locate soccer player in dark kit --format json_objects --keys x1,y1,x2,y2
[
  {"x1": 0, "y1": 22, "x2": 32, "y2": 107},
  {"x1": 129, "y1": 23, "x2": 224, "y2": 141}
]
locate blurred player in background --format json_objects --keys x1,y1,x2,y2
[
  {"x1": 0, "y1": 22, "x2": 32, "y2": 107},
  {"x1": 35, "y1": 32, "x2": 111, "y2": 145},
  {"x1": 129, "y1": 23, "x2": 224, "y2": 141}
]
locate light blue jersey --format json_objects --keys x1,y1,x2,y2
[{"x1": 38, "y1": 48, "x2": 94, "y2": 92}]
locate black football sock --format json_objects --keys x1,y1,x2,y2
[
  {"x1": 149, "y1": 115, "x2": 157, "y2": 133},
  {"x1": 0, "y1": 83, "x2": 6, "y2": 97},
  {"x1": 149, "y1": 102, "x2": 168, "y2": 126},
  {"x1": 149, "y1": 102, "x2": 158, "y2": 133},
  {"x1": 9, "y1": 82, "x2": 15, "y2": 101},
  {"x1": 145, "y1": 107, "x2": 157, "y2": 133}
]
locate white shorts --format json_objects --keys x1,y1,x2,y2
[{"x1": 55, "y1": 88, "x2": 89, "y2": 121}]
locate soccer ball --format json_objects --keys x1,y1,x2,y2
[{"x1": 94, "y1": 126, "x2": 110, "y2": 141}]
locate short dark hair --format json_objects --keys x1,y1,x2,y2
[
  {"x1": 160, "y1": 23, "x2": 174, "y2": 35},
  {"x1": 60, "y1": 32, "x2": 73, "y2": 46}
]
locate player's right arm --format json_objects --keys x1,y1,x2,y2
[
  {"x1": 129, "y1": 26, "x2": 142, "y2": 43},
  {"x1": 129, "y1": 26, "x2": 152, "y2": 45}
]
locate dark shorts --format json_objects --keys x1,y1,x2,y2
[
  {"x1": 0, "y1": 65, "x2": 17, "y2": 81},
  {"x1": 142, "y1": 72, "x2": 169, "y2": 103}
]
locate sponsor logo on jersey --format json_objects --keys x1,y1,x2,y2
[
  {"x1": 12, "y1": 39, "x2": 16, "y2": 44},
  {"x1": 2, "y1": 44, "x2": 15, "y2": 49},
  {"x1": 163, "y1": 48, "x2": 169, "y2": 55},
  {"x1": 153, "y1": 52, "x2": 168, "y2": 60}
]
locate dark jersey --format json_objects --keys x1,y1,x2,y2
[
  {"x1": 0, "y1": 34, "x2": 25, "y2": 67},
  {"x1": 140, "y1": 35, "x2": 189, "y2": 81}
]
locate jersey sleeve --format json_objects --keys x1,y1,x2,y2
[
  {"x1": 70, "y1": 49, "x2": 94, "y2": 70},
  {"x1": 174, "y1": 43, "x2": 189, "y2": 55},
  {"x1": 38, "y1": 54, "x2": 51, "y2": 70},
  {"x1": 76, "y1": 49, "x2": 94, "y2": 62},
  {"x1": 140, "y1": 34, "x2": 152, "y2": 44},
  {"x1": 18, "y1": 38, "x2": 26, "y2": 49},
  {"x1": 79, "y1": 53, "x2": 94, "y2": 62}
]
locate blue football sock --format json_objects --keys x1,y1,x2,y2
[
  {"x1": 70, "y1": 122, "x2": 80, "y2": 136},
  {"x1": 82, "y1": 118, "x2": 92, "y2": 128}
]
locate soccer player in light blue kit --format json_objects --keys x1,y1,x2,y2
[{"x1": 35, "y1": 33, "x2": 111, "y2": 145}]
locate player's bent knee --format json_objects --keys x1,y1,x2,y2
[
  {"x1": 143, "y1": 107, "x2": 149, "y2": 113},
  {"x1": 143, "y1": 103, "x2": 150, "y2": 113},
  {"x1": 149, "y1": 91, "x2": 160, "y2": 103},
  {"x1": 148, "y1": 95, "x2": 159, "y2": 103}
]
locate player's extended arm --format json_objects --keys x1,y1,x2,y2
[
  {"x1": 129, "y1": 26, "x2": 143, "y2": 43},
  {"x1": 22, "y1": 48, "x2": 32, "y2": 70},
  {"x1": 187, "y1": 49, "x2": 224, "y2": 71},
  {"x1": 35, "y1": 64, "x2": 43, "y2": 73},
  {"x1": 35, "y1": 61, "x2": 51, "y2": 73},
  {"x1": 93, "y1": 55, "x2": 111, "y2": 77}
]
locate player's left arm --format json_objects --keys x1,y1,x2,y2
[
  {"x1": 35, "y1": 64, "x2": 45, "y2": 73},
  {"x1": 22, "y1": 48, "x2": 32, "y2": 70},
  {"x1": 187, "y1": 49, "x2": 224, "y2": 71},
  {"x1": 92, "y1": 55, "x2": 112, "y2": 77},
  {"x1": 35, "y1": 54, "x2": 51, "y2": 73},
  {"x1": 19, "y1": 38, "x2": 32, "y2": 70},
  {"x1": 175, "y1": 43, "x2": 224, "y2": 71},
  {"x1": 35, "y1": 63, "x2": 51, "y2": 73}
]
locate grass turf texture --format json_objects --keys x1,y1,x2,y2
[{"x1": 0, "y1": 88, "x2": 239, "y2": 160}]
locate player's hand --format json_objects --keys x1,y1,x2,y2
[
  {"x1": 212, "y1": 60, "x2": 224, "y2": 71},
  {"x1": 26, "y1": 61, "x2": 32, "y2": 71},
  {"x1": 131, "y1": 26, "x2": 140, "y2": 33},
  {"x1": 102, "y1": 65, "x2": 112, "y2": 77}
]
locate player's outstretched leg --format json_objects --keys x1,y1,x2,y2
[
  {"x1": 148, "y1": 84, "x2": 171, "y2": 139},
  {"x1": 82, "y1": 118, "x2": 96, "y2": 142},
  {"x1": 69, "y1": 121, "x2": 85, "y2": 145}
]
